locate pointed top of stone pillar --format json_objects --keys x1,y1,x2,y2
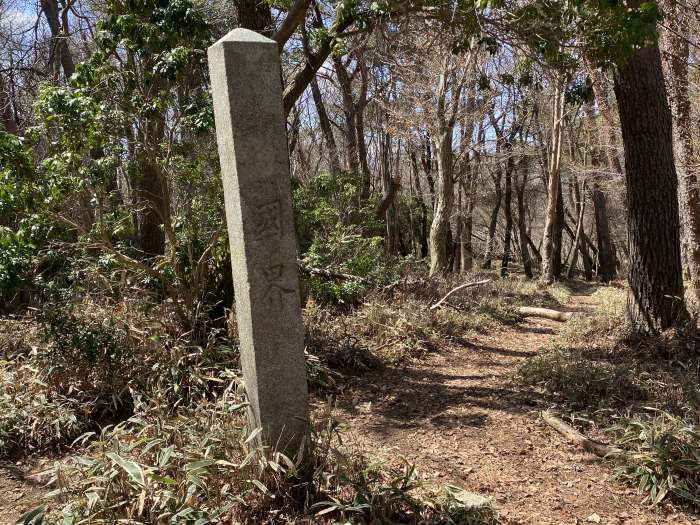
[{"x1": 210, "y1": 27, "x2": 274, "y2": 50}]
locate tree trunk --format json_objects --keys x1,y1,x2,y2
[
  {"x1": 135, "y1": 157, "x2": 167, "y2": 257},
  {"x1": 613, "y1": 6, "x2": 689, "y2": 332},
  {"x1": 356, "y1": 58, "x2": 372, "y2": 198},
  {"x1": 516, "y1": 167, "x2": 533, "y2": 278},
  {"x1": 591, "y1": 183, "x2": 616, "y2": 282},
  {"x1": 410, "y1": 151, "x2": 430, "y2": 258},
  {"x1": 429, "y1": 131, "x2": 455, "y2": 275},
  {"x1": 333, "y1": 57, "x2": 360, "y2": 175},
  {"x1": 541, "y1": 81, "x2": 565, "y2": 283},
  {"x1": 421, "y1": 136, "x2": 436, "y2": 208},
  {"x1": 310, "y1": 77, "x2": 342, "y2": 174},
  {"x1": 583, "y1": 54, "x2": 623, "y2": 176},
  {"x1": 553, "y1": 177, "x2": 565, "y2": 278},
  {"x1": 0, "y1": 76, "x2": 18, "y2": 134},
  {"x1": 501, "y1": 154, "x2": 514, "y2": 277},
  {"x1": 584, "y1": 101, "x2": 618, "y2": 282},
  {"x1": 42, "y1": 0, "x2": 75, "y2": 80},
  {"x1": 567, "y1": 180, "x2": 587, "y2": 278},
  {"x1": 235, "y1": 0, "x2": 273, "y2": 35},
  {"x1": 461, "y1": 170, "x2": 474, "y2": 272},
  {"x1": 662, "y1": 0, "x2": 700, "y2": 314},
  {"x1": 482, "y1": 167, "x2": 502, "y2": 270}
]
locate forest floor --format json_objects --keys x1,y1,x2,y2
[
  {"x1": 320, "y1": 289, "x2": 697, "y2": 525},
  {"x1": 1, "y1": 282, "x2": 698, "y2": 524}
]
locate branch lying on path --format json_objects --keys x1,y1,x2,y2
[
  {"x1": 429, "y1": 279, "x2": 492, "y2": 310},
  {"x1": 541, "y1": 411, "x2": 625, "y2": 459},
  {"x1": 516, "y1": 306, "x2": 574, "y2": 322},
  {"x1": 297, "y1": 262, "x2": 368, "y2": 283}
]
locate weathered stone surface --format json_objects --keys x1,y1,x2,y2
[{"x1": 208, "y1": 28, "x2": 308, "y2": 455}]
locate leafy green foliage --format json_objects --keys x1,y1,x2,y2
[
  {"x1": 0, "y1": 131, "x2": 43, "y2": 299},
  {"x1": 611, "y1": 413, "x2": 700, "y2": 507},
  {"x1": 505, "y1": 0, "x2": 662, "y2": 72},
  {"x1": 294, "y1": 171, "x2": 396, "y2": 305}
]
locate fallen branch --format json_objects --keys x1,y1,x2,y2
[
  {"x1": 429, "y1": 279, "x2": 491, "y2": 310},
  {"x1": 297, "y1": 262, "x2": 368, "y2": 283},
  {"x1": 517, "y1": 306, "x2": 574, "y2": 322},
  {"x1": 541, "y1": 411, "x2": 624, "y2": 459}
]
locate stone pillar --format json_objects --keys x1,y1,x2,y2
[{"x1": 208, "y1": 28, "x2": 308, "y2": 456}]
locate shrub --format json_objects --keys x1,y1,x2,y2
[
  {"x1": 610, "y1": 413, "x2": 700, "y2": 507},
  {"x1": 19, "y1": 403, "x2": 498, "y2": 524},
  {"x1": 518, "y1": 347, "x2": 646, "y2": 409}
]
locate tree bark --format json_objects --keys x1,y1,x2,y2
[
  {"x1": 662, "y1": 0, "x2": 700, "y2": 314},
  {"x1": 516, "y1": 165, "x2": 533, "y2": 278},
  {"x1": 460, "y1": 169, "x2": 475, "y2": 272},
  {"x1": 410, "y1": 151, "x2": 430, "y2": 258},
  {"x1": 541, "y1": 80, "x2": 565, "y2": 283},
  {"x1": 310, "y1": 77, "x2": 342, "y2": 174},
  {"x1": 42, "y1": 0, "x2": 75, "y2": 80},
  {"x1": 613, "y1": 4, "x2": 689, "y2": 332},
  {"x1": 501, "y1": 153, "x2": 514, "y2": 277},
  {"x1": 0, "y1": 76, "x2": 18, "y2": 134},
  {"x1": 356, "y1": 58, "x2": 372, "y2": 198},
  {"x1": 430, "y1": 130, "x2": 455, "y2": 275},
  {"x1": 482, "y1": 166, "x2": 502, "y2": 270},
  {"x1": 567, "y1": 180, "x2": 587, "y2": 278},
  {"x1": 234, "y1": 0, "x2": 273, "y2": 35},
  {"x1": 333, "y1": 57, "x2": 360, "y2": 175}
]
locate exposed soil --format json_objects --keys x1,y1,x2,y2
[
  {"x1": 325, "y1": 291, "x2": 698, "y2": 525},
  {"x1": 0, "y1": 457, "x2": 54, "y2": 524},
  {"x1": 3, "y1": 290, "x2": 697, "y2": 524}
]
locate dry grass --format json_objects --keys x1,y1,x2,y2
[
  {"x1": 305, "y1": 272, "x2": 572, "y2": 373},
  {"x1": 518, "y1": 283, "x2": 700, "y2": 508}
]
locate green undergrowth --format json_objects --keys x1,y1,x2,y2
[
  {"x1": 609, "y1": 412, "x2": 700, "y2": 507},
  {"x1": 518, "y1": 284, "x2": 700, "y2": 509},
  {"x1": 19, "y1": 394, "x2": 498, "y2": 524}
]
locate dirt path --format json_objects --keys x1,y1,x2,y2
[
  {"x1": 331, "y1": 293, "x2": 696, "y2": 525},
  {"x1": 0, "y1": 458, "x2": 53, "y2": 524}
]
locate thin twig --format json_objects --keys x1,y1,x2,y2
[{"x1": 429, "y1": 279, "x2": 491, "y2": 310}]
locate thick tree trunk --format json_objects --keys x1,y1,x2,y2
[
  {"x1": 135, "y1": 157, "x2": 167, "y2": 257},
  {"x1": 613, "y1": 9, "x2": 689, "y2": 332},
  {"x1": 356, "y1": 59, "x2": 371, "y2": 198},
  {"x1": 583, "y1": 102, "x2": 617, "y2": 281},
  {"x1": 591, "y1": 183, "x2": 616, "y2": 282},
  {"x1": 663, "y1": 0, "x2": 700, "y2": 314},
  {"x1": 429, "y1": 132, "x2": 455, "y2": 275}
]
